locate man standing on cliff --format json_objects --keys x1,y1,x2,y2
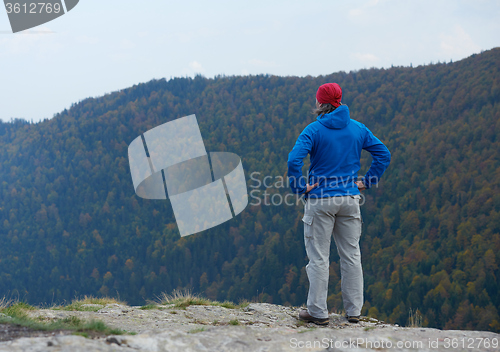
[{"x1": 287, "y1": 83, "x2": 391, "y2": 325}]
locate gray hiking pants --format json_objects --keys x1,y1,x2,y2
[{"x1": 302, "y1": 195, "x2": 363, "y2": 319}]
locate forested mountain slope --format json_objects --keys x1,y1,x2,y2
[{"x1": 0, "y1": 48, "x2": 499, "y2": 331}]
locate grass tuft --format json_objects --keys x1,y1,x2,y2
[
  {"x1": 157, "y1": 289, "x2": 251, "y2": 310},
  {"x1": 219, "y1": 301, "x2": 237, "y2": 309},
  {"x1": 56, "y1": 295, "x2": 126, "y2": 312},
  {"x1": 158, "y1": 290, "x2": 211, "y2": 308},
  {"x1": 237, "y1": 299, "x2": 250, "y2": 309},
  {"x1": 2, "y1": 302, "x2": 36, "y2": 319},
  {"x1": 61, "y1": 315, "x2": 83, "y2": 327},
  {"x1": 0, "y1": 297, "x2": 14, "y2": 310},
  {"x1": 229, "y1": 319, "x2": 240, "y2": 325}
]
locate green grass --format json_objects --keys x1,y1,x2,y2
[
  {"x1": 229, "y1": 319, "x2": 240, "y2": 325},
  {"x1": 188, "y1": 327, "x2": 206, "y2": 334},
  {"x1": 237, "y1": 300, "x2": 250, "y2": 309},
  {"x1": 82, "y1": 320, "x2": 124, "y2": 335},
  {"x1": 159, "y1": 291, "x2": 212, "y2": 309},
  {"x1": 54, "y1": 295, "x2": 126, "y2": 312},
  {"x1": 298, "y1": 327, "x2": 317, "y2": 333},
  {"x1": 296, "y1": 320, "x2": 306, "y2": 327},
  {"x1": 140, "y1": 304, "x2": 159, "y2": 310},
  {"x1": 58, "y1": 303, "x2": 102, "y2": 312},
  {"x1": 157, "y1": 290, "x2": 251, "y2": 310},
  {"x1": 73, "y1": 332, "x2": 89, "y2": 338},
  {"x1": 0, "y1": 300, "x2": 130, "y2": 337},
  {"x1": 219, "y1": 301, "x2": 237, "y2": 309},
  {"x1": 2, "y1": 302, "x2": 36, "y2": 318}
]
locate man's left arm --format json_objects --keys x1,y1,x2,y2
[
  {"x1": 287, "y1": 129, "x2": 314, "y2": 194},
  {"x1": 360, "y1": 127, "x2": 391, "y2": 189}
]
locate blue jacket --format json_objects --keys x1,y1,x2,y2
[{"x1": 287, "y1": 105, "x2": 391, "y2": 197}]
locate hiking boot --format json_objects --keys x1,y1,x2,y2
[
  {"x1": 346, "y1": 315, "x2": 361, "y2": 323},
  {"x1": 299, "y1": 310, "x2": 329, "y2": 326}
]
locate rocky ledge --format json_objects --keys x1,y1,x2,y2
[{"x1": 0, "y1": 303, "x2": 498, "y2": 351}]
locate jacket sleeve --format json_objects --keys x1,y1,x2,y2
[
  {"x1": 287, "y1": 127, "x2": 313, "y2": 194},
  {"x1": 361, "y1": 128, "x2": 391, "y2": 189}
]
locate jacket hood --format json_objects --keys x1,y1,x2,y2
[{"x1": 317, "y1": 105, "x2": 350, "y2": 129}]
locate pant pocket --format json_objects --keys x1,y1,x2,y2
[{"x1": 302, "y1": 215, "x2": 314, "y2": 238}]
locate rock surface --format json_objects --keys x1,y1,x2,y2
[{"x1": 0, "y1": 303, "x2": 497, "y2": 351}]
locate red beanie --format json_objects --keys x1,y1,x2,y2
[{"x1": 316, "y1": 83, "x2": 342, "y2": 108}]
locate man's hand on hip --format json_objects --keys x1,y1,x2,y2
[
  {"x1": 355, "y1": 181, "x2": 366, "y2": 191},
  {"x1": 306, "y1": 183, "x2": 319, "y2": 193}
]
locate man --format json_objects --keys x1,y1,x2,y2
[{"x1": 287, "y1": 83, "x2": 391, "y2": 325}]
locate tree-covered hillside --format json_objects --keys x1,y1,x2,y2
[{"x1": 0, "y1": 48, "x2": 499, "y2": 331}]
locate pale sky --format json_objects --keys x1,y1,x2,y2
[{"x1": 1, "y1": 0, "x2": 499, "y2": 122}]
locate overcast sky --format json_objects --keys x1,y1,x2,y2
[{"x1": 1, "y1": 0, "x2": 499, "y2": 122}]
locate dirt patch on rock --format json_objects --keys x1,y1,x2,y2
[{"x1": 0, "y1": 323, "x2": 75, "y2": 342}]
